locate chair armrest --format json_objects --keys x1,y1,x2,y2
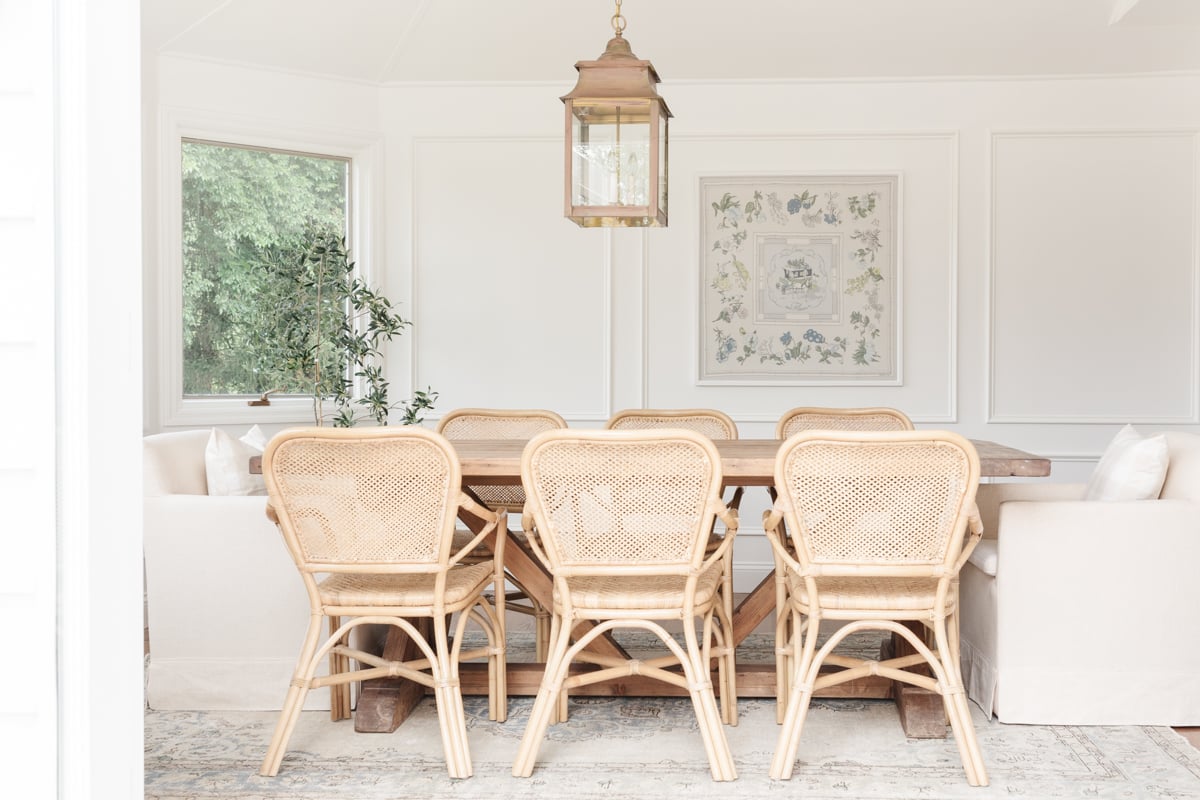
[
  {"x1": 143, "y1": 494, "x2": 306, "y2": 659},
  {"x1": 448, "y1": 492, "x2": 501, "y2": 566},
  {"x1": 988, "y1": 499, "x2": 1200, "y2": 670},
  {"x1": 975, "y1": 482, "x2": 1085, "y2": 539},
  {"x1": 762, "y1": 504, "x2": 802, "y2": 575},
  {"x1": 994, "y1": 498, "x2": 1200, "y2": 586}
]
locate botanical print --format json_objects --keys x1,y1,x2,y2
[{"x1": 700, "y1": 175, "x2": 900, "y2": 384}]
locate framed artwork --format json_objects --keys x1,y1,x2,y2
[{"x1": 698, "y1": 174, "x2": 901, "y2": 385}]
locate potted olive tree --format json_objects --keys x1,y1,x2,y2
[{"x1": 257, "y1": 225, "x2": 436, "y2": 426}]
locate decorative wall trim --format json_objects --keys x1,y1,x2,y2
[
  {"x1": 410, "y1": 135, "x2": 614, "y2": 423},
  {"x1": 986, "y1": 128, "x2": 1200, "y2": 424},
  {"x1": 641, "y1": 232, "x2": 652, "y2": 410}
]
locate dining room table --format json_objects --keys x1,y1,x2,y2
[{"x1": 251, "y1": 437, "x2": 1051, "y2": 738}]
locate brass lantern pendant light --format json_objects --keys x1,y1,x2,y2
[{"x1": 562, "y1": 0, "x2": 672, "y2": 227}]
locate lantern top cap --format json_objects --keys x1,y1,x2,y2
[{"x1": 560, "y1": 33, "x2": 672, "y2": 114}]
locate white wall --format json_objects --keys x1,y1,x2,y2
[
  {"x1": 0, "y1": 1, "x2": 59, "y2": 792},
  {"x1": 146, "y1": 57, "x2": 1200, "y2": 587},
  {"x1": 3, "y1": 1, "x2": 143, "y2": 798}
]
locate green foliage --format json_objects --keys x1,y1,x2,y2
[
  {"x1": 258, "y1": 227, "x2": 436, "y2": 427},
  {"x1": 181, "y1": 141, "x2": 349, "y2": 395},
  {"x1": 180, "y1": 140, "x2": 435, "y2": 426}
]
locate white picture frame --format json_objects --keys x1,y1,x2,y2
[{"x1": 698, "y1": 174, "x2": 902, "y2": 385}]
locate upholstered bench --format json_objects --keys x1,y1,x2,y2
[
  {"x1": 143, "y1": 429, "x2": 330, "y2": 710},
  {"x1": 959, "y1": 431, "x2": 1200, "y2": 725}
]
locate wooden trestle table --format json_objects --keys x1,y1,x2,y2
[{"x1": 254, "y1": 438, "x2": 1051, "y2": 738}]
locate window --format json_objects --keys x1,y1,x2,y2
[
  {"x1": 180, "y1": 139, "x2": 350, "y2": 397},
  {"x1": 157, "y1": 111, "x2": 383, "y2": 427}
]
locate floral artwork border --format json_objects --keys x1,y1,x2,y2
[{"x1": 698, "y1": 174, "x2": 901, "y2": 385}]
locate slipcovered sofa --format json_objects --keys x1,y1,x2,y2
[
  {"x1": 959, "y1": 431, "x2": 1200, "y2": 725},
  {"x1": 143, "y1": 429, "x2": 328, "y2": 710}
]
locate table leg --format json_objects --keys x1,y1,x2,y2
[
  {"x1": 887, "y1": 625, "x2": 947, "y2": 739},
  {"x1": 354, "y1": 619, "x2": 429, "y2": 733},
  {"x1": 731, "y1": 572, "x2": 776, "y2": 645}
]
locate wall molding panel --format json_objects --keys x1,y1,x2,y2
[
  {"x1": 410, "y1": 135, "x2": 614, "y2": 422},
  {"x1": 987, "y1": 129, "x2": 1200, "y2": 424},
  {"x1": 646, "y1": 131, "x2": 960, "y2": 423}
]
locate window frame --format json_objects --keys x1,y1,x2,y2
[{"x1": 157, "y1": 107, "x2": 385, "y2": 427}]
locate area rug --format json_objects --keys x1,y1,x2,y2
[{"x1": 144, "y1": 634, "x2": 1200, "y2": 800}]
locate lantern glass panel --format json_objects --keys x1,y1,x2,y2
[{"x1": 570, "y1": 102, "x2": 652, "y2": 208}]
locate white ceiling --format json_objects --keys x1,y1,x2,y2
[{"x1": 142, "y1": 0, "x2": 1200, "y2": 84}]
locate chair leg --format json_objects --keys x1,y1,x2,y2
[
  {"x1": 770, "y1": 610, "x2": 821, "y2": 780},
  {"x1": 534, "y1": 605, "x2": 552, "y2": 662},
  {"x1": 933, "y1": 615, "x2": 988, "y2": 786},
  {"x1": 773, "y1": 567, "x2": 791, "y2": 724},
  {"x1": 710, "y1": 601, "x2": 738, "y2": 726},
  {"x1": 513, "y1": 613, "x2": 574, "y2": 778},
  {"x1": 327, "y1": 615, "x2": 351, "y2": 721},
  {"x1": 487, "y1": 560, "x2": 509, "y2": 724},
  {"x1": 680, "y1": 624, "x2": 737, "y2": 781},
  {"x1": 261, "y1": 613, "x2": 324, "y2": 777},
  {"x1": 430, "y1": 614, "x2": 474, "y2": 779}
]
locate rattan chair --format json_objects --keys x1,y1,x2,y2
[
  {"x1": 605, "y1": 408, "x2": 742, "y2": 714},
  {"x1": 259, "y1": 427, "x2": 507, "y2": 779},
  {"x1": 606, "y1": 408, "x2": 739, "y2": 440},
  {"x1": 764, "y1": 430, "x2": 986, "y2": 785},
  {"x1": 775, "y1": 406, "x2": 913, "y2": 439},
  {"x1": 437, "y1": 408, "x2": 568, "y2": 659},
  {"x1": 769, "y1": 405, "x2": 914, "y2": 716},
  {"x1": 512, "y1": 429, "x2": 740, "y2": 782}
]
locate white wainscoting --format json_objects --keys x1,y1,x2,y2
[
  {"x1": 988, "y1": 129, "x2": 1200, "y2": 424},
  {"x1": 410, "y1": 136, "x2": 614, "y2": 421}
]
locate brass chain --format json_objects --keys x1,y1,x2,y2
[{"x1": 611, "y1": 0, "x2": 626, "y2": 36}]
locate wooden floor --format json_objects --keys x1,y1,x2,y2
[{"x1": 143, "y1": 625, "x2": 1200, "y2": 751}]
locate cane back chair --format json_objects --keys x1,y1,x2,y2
[
  {"x1": 764, "y1": 430, "x2": 986, "y2": 785},
  {"x1": 605, "y1": 407, "x2": 742, "y2": 699},
  {"x1": 512, "y1": 429, "x2": 740, "y2": 781},
  {"x1": 607, "y1": 408, "x2": 739, "y2": 440},
  {"x1": 775, "y1": 406, "x2": 914, "y2": 439},
  {"x1": 259, "y1": 427, "x2": 507, "y2": 779},
  {"x1": 437, "y1": 408, "x2": 568, "y2": 659},
  {"x1": 769, "y1": 405, "x2": 914, "y2": 715}
]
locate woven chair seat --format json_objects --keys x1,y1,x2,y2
[
  {"x1": 558, "y1": 563, "x2": 723, "y2": 612},
  {"x1": 318, "y1": 561, "x2": 494, "y2": 608},
  {"x1": 785, "y1": 573, "x2": 958, "y2": 613}
]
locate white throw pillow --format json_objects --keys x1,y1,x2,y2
[
  {"x1": 1084, "y1": 424, "x2": 1169, "y2": 502},
  {"x1": 204, "y1": 425, "x2": 269, "y2": 496}
]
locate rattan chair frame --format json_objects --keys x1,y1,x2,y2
[
  {"x1": 763, "y1": 430, "x2": 986, "y2": 785},
  {"x1": 259, "y1": 427, "x2": 508, "y2": 780},
  {"x1": 605, "y1": 407, "x2": 742, "y2": 718},
  {"x1": 606, "y1": 407, "x2": 739, "y2": 440},
  {"x1": 437, "y1": 408, "x2": 568, "y2": 659},
  {"x1": 512, "y1": 429, "x2": 740, "y2": 782},
  {"x1": 768, "y1": 405, "x2": 914, "y2": 718},
  {"x1": 774, "y1": 406, "x2": 914, "y2": 440}
]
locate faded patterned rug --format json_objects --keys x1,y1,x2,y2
[{"x1": 145, "y1": 634, "x2": 1200, "y2": 800}]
